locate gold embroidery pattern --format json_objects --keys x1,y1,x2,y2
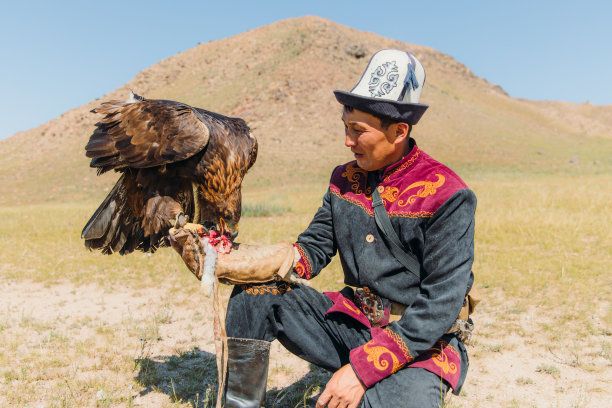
[
  {"x1": 380, "y1": 186, "x2": 399, "y2": 203},
  {"x1": 431, "y1": 342, "x2": 458, "y2": 375},
  {"x1": 363, "y1": 340, "x2": 401, "y2": 373},
  {"x1": 330, "y1": 186, "x2": 373, "y2": 216},
  {"x1": 383, "y1": 149, "x2": 421, "y2": 182},
  {"x1": 389, "y1": 210, "x2": 435, "y2": 218},
  {"x1": 341, "y1": 162, "x2": 371, "y2": 196},
  {"x1": 445, "y1": 344, "x2": 459, "y2": 356},
  {"x1": 294, "y1": 244, "x2": 312, "y2": 279},
  {"x1": 331, "y1": 187, "x2": 434, "y2": 218},
  {"x1": 398, "y1": 174, "x2": 446, "y2": 207},
  {"x1": 242, "y1": 282, "x2": 292, "y2": 296},
  {"x1": 342, "y1": 299, "x2": 361, "y2": 315},
  {"x1": 384, "y1": 328, "x2": 413, "y2": 361},
  {"x1": 294, "y1": 263, "x2": 306, "y2": 279}
]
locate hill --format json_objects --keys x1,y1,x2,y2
[{"x1": 0, "y1": 16, "x2": 611, "y2": 206}]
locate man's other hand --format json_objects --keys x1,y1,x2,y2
[{"x1": 316, "y1": 364, "x2": 366, "y2": 408}]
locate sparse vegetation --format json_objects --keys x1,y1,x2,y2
[
  {"x1": 536, "y1": 364, "x2": 560, "y2": 377},
  {"x1": 516, "y1": 376, "x2": 534, "y2": 385}
]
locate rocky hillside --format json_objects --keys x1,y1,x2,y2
[{"x1": 1, "y1": 16, "x2": 610, "y2": 206}]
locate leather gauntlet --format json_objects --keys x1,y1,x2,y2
[
  {"x1": 168, "y1": 223, "x2": 206, "y2": 280},
  {"x1": 168, "y1": 224, "x2": 295, "y2": 284},
  {"x1": 215, "y1": 242, "x2": 294, "y2": 285}
]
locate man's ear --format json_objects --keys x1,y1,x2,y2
[{"x1": 393, "y1": 122, "x2": 411, "y2": 144}]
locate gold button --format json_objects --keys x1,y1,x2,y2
[
  {"x1": 377, "y1": 186, "x2": 385, "y2": 194},
  {"x1": 365, "y1": 234, "x2": 375, "y2": 243}
]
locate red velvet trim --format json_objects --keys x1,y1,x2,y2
[
  {"x1": 323, "y1": 291, "x2": 372, "y2": 328},
  {"x1": 292, "y1": 243, "x2": 312, "y2": 279},
  {"x1": 324, "y1": 290, "x2": 462, "y2": 389},
  {"x1": 410, "y1": 340, "x2": 461, "y2": 390},
  {"x1": 381, "y1": 145, "x2": 421, "y2": 182},
  {"x1": 329, "y1": 147, "x2": 468, "y2": 219},
  {"x1": 349, "y1": 328, "x2": 413, "y2": 388}
]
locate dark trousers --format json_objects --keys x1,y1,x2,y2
[{"x1": 226, "y1": 282, "x2": 452, "y2": 408}]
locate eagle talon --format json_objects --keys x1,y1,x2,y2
[{"x1": 174, "y1": 212, "x2": 187, "y2": 229}]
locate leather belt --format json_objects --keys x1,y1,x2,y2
[
  {"x1": 389, "y1": 302, "x2": 407, "y2": 323},
  {"x1": 355, "y1": 286, "x2": 474, "y2": 342}
]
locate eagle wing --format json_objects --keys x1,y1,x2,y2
[
  {"x1": 82, "y1": 94, "x2": 257, "y2": 255},
  {"x1": 85, "y1": 94, "x2": 211, "y2": 173}
]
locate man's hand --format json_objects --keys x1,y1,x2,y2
[{"x1": 316, "y1": 364, "x2": 366, "y2": 408}]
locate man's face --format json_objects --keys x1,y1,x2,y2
[{"x1": 342, "y1": 108, "x2": 404, "y2": 172}]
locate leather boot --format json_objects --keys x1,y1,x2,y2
[{"x1": 224, "y1": 337, "x2": 270, "y2": 408}]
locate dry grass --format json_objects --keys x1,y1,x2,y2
[
  {"x1": 1, "y1": 174, "x2": 611, "y2": 407},
  {"x1": 473, "y1": 174, "x2": 612, "y2": 305}
]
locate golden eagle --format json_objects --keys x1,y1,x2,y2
[{"x1": 81, "y1": 92, "x2": 258, "y2": 254}]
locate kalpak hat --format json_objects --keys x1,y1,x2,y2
[{"x1": 334, "y1": 49, "x2": 428, "y2": 125}]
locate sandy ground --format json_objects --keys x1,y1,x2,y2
[{"x1": 1, "y1": 279, "x2": 611, "y2": 408}]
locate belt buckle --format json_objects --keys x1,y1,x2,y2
[{"x1": 354, "y1": 287, "x2": 385, "y2": 327}]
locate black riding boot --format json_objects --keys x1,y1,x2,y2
[{"x1": 224, "y1": 337, "x2": 271, "y2": 408}]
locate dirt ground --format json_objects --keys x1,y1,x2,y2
[{"x1": 1, "y1": 278, "x2": 611, "y2": 408}]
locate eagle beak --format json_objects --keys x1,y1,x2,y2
[{"x1": 219, "y1": 218, "x2": 239, "y2": 240}]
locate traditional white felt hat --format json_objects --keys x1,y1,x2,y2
[{"x1": 334, "y1": 49, "x2": 428, "y2": 125}]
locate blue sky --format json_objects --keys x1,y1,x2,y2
[{"x1": 0, "y1": 0, "x2": 610, "y2": 140}]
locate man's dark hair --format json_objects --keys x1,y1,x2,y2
[{"x1": 343, "y1": 105, "x2": 408, "y2": 131}]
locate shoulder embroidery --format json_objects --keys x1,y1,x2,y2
[
  {"x1": 380, "y1": 186, "x2": 399, "y2": 203},
  {"x1": 391, "y1": 210, "x2": 435, "y2": 218},
  {"x1": 330, "y1": 186, "x2": 372, "y2": 215},
  {"x1": 380, "y1": 174, "x2": 445, "y2": 206},
  {"x1": 397, "y1": 174, "x2": 445, "y2": 206},
  {"x1": 341, "y1": 162, "x2": 372, "y2": 196},
  {"x1": 331, "y1": 157, "x2": 444, "y2": 219},
  {"x1": 330, "y1": 186, "x2": 435, "y2": 218},
  {"x1": 383, "y1": 149, "x2": 420, "y2": 182}
]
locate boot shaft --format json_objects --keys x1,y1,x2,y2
[{"x1": 224, "y1": 337, "x2": 270, "y2": 408}]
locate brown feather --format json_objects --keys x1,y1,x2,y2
[{"x1": 82, "y1": 93, "x2": 257, "y2": 255}]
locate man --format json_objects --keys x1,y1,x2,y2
[{"x1": 173, "y1": 49, "x2": 476, "y2": 407}]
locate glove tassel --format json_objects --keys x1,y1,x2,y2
[{"x1": 201, "y1": 236, "x2": 218, "y2": 297}]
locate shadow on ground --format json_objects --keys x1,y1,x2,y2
[{"x1": 134, "y1": 348, "x2": 332, "y2": 408}]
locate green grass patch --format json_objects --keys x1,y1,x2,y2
[
  {"x1": 242, "y1": 202, "x2": 291, "y2": 217},
  {"x1": 536, "y1": 363, "x2": 560, "y2": 377}
]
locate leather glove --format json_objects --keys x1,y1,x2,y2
[
  {"x1": 168, "y1": 223, "x2": 207, "y2": 280},
  {"x1": 215, "y1": 242, "x2": 294, "y2": 285},
  {"x1": 168, "y1": 224, "x2": 297, "y2": 284}
]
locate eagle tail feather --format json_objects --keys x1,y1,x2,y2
[{"x1": 82, "y1": 174, "x2": 146, "y2": 255}]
